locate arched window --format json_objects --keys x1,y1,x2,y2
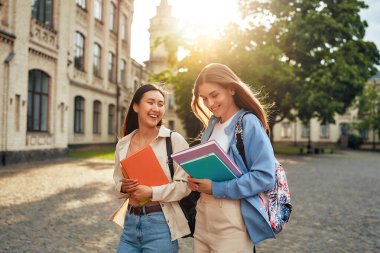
[
  {"x1": 93, "y1": 43, "x2": 101, "y2": 77},
  {"x1": 109, "y1": 2, "x2": 116, "y2": 31},
  {"x1": 120, "y1": 59, "x2": 126, "y2": 84},
  {"x1": 76, "y1": 0, "x2": 86, "y2": 9},
  {"x1": 108, "y1": 104, "x2": 115, "y2": 134},
  {"x1": 108, "y1": 52, "x2": 115, "y2": 82},
  {"x1": 27, "y1": 70, "x2": 49, "y2": 132},
  {"x1": 94, "y1": 0, "x2": 102, "y2": 21},
  {"x1": 121, "y1": 14, "x2": 127, "y2": 40},
  {"x1": 93, "y1": 100, "x2": 101, "y2": 134},
  {"x1": 74, "y1": 32, "x2": 85, "y2": 71},
  {"x1": 74, "y1": 96, "x2": 85, "y2": 133},
  {"x1": 31, "y1": 0, "x2": 53, "y2": 27}
]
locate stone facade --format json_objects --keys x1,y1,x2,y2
[{"x1": 0, "y1": 0, "x2": 140, "y2": 165}]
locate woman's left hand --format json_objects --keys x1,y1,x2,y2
[
  {"x1": 131, "y1": 185, "x2": 153, "y2": 201},
  {"x1": 189, "y1": 178, "x2": 212, "y2": 195}
]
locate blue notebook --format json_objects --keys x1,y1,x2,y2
[{"x1": 180, "y1": 152, "x2": 238, "y2": 182}]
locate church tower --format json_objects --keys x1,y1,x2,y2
[
  {"x1": 146, "y1": 0, "x2": 186, "y2": 136},
  {"x1": 146, "y1": 0, "x2": 177, "y2": 73}
]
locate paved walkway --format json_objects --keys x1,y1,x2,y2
[{"x1": 0, "y1": 151, "x2": 379, "y2": 252}]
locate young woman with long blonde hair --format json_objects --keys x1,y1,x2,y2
[{"x1": 188, "y1": 63, "x2": 276, "y2": 252}]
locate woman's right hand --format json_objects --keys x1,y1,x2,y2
[
  {"x1": 120, "y1": 178, "x2": 139, "y2": 194},
  {"x1": 188, "y1": 176, "x2": 199, "y2": 191}
]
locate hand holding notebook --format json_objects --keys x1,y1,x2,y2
[
  {"x1": 171, "y1": 140, "x2": 242, "y2": 182},
  {"x1": 120, "y1": 145, "x2": 169, "y2": 204}
]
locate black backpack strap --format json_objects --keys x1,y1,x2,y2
[
  {"x1": 235, "y1": 111, "x2": 253, "y2": 169},
  {"x1": 166, "y1": 131, "x2": 174, "y2": 179}
]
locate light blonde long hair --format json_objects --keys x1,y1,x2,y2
[{"x1": 191, "y1": 63, "x2": 269, "y2": 134}]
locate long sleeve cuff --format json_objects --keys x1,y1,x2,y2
[{"x1": 212, "y1": 181, "x2": 229, "y2": 199}]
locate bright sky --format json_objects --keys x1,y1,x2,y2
[
  {"x1": 130, "y1": 0, "x2": 239, "y2": 64},
  {"x1": 131, "y1": 0, "x2": 380, "y2": 66}
]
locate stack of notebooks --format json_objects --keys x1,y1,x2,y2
[
  {"x1": 171, "y1": 140, "x2": 242, "y2": 182},
  {"x1": 120, "y1": 145, "x2": 169, "y2": 205}
]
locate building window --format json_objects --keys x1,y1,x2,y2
[
  {"x1": 168, "y1": 93, "x2": 174, "y2": 110},
  {"x1": 109, "y1": 2, "x2": 116, "y2": 31},
  {"x1": 15, "y1": 94, "x2": 21, "y2": 132},
  {"x1": 27, "y1": 70, "x2": 49, "y2": 132},
  {"x1": 120, "y1": 107, "x2": 126, "y2": 131},
  {"x1": 281, "y1": 122, "x2": 292, "y2": 138},
  {"x1": 74, "y1": 96, "x2": 85, "y2": 133},
  {"x1": 60, "y1": 102, "x2": 64, "y2": 133},
  {"x1": 168, "y1": 120, "x2": 175, "y2": 130},
  {"x1": 93, "y1": 100, "x2": 101, "y2": 134},
  {"x1": 121, "y1": 14, "x2": 127, "y2": 40},
  {"x1": 134, "y1": 80, "x2": 139, "y2": 91},
  {"x1": 93, "y1": 43, "x2": 101, "y2": 77},
  {"x1": 1, "y1": 0, "x2": 9, "y2": 26},
  {"x1": 120, "y1": 59, "x2": 126, "y2": 84},
  {"x1": 74, "y1": 32, "x2": 85, "y2": 71},
  {"x1": 94, "y1": 0, "x2": 102, "y2": 21},
  {"x1": 31, "y1": 0, "x2": 53, "y2": 27},
  {"x1": 76, "y1": 0, "x2": 86, "y2": 9},
  {"x1": 320, "y1": 124, "x2": 329, "y2": 138},
  {"x1": 108, "y1": 104, "x2": 115, "y2": 134},
  {"x1": 301, "y1": 124, "x2": 310, "y2": 138},
  {"x1": 360, "y1": 130, "x2": 369, "y2": 140},
  {"x1": 108, "y1": 52, "x2": 115, "y2": 82}
]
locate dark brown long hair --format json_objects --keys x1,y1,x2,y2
[
  {"x1": 191, "y1": 63, "x2": 269, "y2": 134},
  {"x1": 122, "y1": 84, "x2": 165, "y2": 137}
]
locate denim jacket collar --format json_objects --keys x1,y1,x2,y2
[{"x1": 201, "y1": 108, "x2": 247, "y2": 144}]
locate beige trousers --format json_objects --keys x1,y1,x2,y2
[{"x1": 193, "y1": 193, "x2": 253, "y2": 253}]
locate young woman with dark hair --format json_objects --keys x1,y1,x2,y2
[{"x1": 111, "y1": 84, "x2": 191, "y2": 253}]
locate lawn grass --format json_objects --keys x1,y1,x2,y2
[
  {"x1": 68, "y1": 147, "x2": 115, "y2": 160},
  {"x1": 274, "y1": 144, "x2": 335, "y2": 155},
  {"x1": 273, "y1": 144, "x2": 301, "y2": 155}
]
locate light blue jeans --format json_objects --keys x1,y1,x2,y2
[{"x1": 116, "y1": 210, "x2": 179, "y2": 253}]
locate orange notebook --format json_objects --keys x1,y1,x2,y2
[{"x1": 120, "y1": 145, "x2": 169, "y2": 186}]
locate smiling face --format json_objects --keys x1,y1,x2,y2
[
  {"x1": 133, "y1": 90, "x2": 165, "y2": 128},
  {"x1": 198, "y1": 82, "x2": 239, "y2": 123}
]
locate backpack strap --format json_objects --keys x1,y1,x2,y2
[
  {"x1": 234, "y1": 111, "x2": 253, "y2": 168},
  {"x1": 166, "y1": 131, "x2": 175, "y2": 179},
  {"x1": 235, "y1": 113, "x2": 257, "y2": 253}
]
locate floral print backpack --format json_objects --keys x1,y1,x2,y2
[{"x1": 235, "y1": 112, "x2": 292, "y2": 234}]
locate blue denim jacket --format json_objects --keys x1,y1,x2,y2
[{"x1": 202, "y1": 109, "x2": 276, "y2": 244}]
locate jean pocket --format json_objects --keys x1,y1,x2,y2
[{"x1": 146, "y1": 212, "x2": 167, "y2": 225}]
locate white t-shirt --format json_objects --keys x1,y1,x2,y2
[{"x1": 208, "y1": 114, "x2": 237, "y2": 153}]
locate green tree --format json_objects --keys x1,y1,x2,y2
[
  {"x1": 240, "y1": 0, "x2": 380, "y2": 123},
  {"x1": 172, "y1": 24, "x2": 298, "y2": 141},
  {"x1": 239, "y1": 0, "x2": 379, "y2": 148},
  {"x1": 355, "y1": 82, "x2": 380, "y2": 149}
]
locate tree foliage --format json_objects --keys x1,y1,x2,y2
[
  {"x1": 239, "y1": 0, "x2": 380, "y2": 125},
  {"x1": 172, "y1": 23, "x2": 298, "y2": 140},
  {"x1": 154, "y1": 0, "x2": 380, "y2": 140},
  {"x1": 354, "y1": 82, "x2": 380, "y2": 148}
]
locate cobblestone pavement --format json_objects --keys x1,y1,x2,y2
[{"x1": 0, "y1": 151, "x2": 379, "y2": 253}]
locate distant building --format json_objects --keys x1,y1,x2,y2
[
  {"x1": 272, "y1": 110, "x2": 359, "y2": 145},
  {"x1": 273, "y1": 72, "x2": 380, "y2": 147},
  {"x1": 145, "y1": 0, "x2": 186, "y2": 136},
  {"x1": 0, "y1": 0, "x2": 147, "y2": 165}
]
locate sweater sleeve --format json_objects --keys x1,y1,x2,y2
[
  {"x1": 212, "y1": 114, "x2": 276, "y2": 199},
  {"x1": 113, "y1": 141, "x2": 130, "y2": 199}
]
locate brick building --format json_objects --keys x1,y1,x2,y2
[{"x1": 0, "y1": 0, "x2": 149, "y2": 165}]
